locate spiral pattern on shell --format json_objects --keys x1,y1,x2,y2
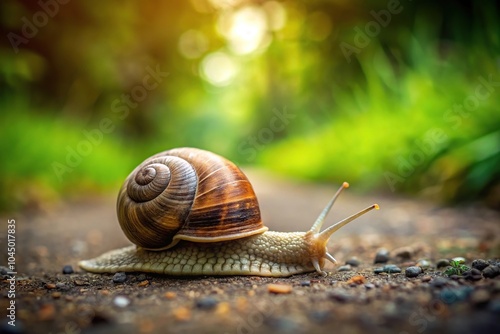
[{"x1": 117, "y1": 148, "x2": 268, "y2": 250}]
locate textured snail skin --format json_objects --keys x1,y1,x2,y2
[{"x1": 78, "y1": 231, "x2": 321, "y2": 277}]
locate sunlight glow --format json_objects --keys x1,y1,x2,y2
[
  {"x1": 220, "y1": 6, "x2": 268, "y2": 55},
  {"x1": 200, "y1": 51, "x2": 238, "y2": 86}
]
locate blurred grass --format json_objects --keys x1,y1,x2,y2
[
  {"x1": 0, "y1": 99, "x2": 139, "y2": 211},
  {"x1": 0, "y1": 0, "x2": 499, "y2": 212}
]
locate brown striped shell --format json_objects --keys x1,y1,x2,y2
[{"x1": 117, "y1": 147, "x2": 268, "y2": 250}]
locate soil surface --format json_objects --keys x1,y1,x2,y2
[{"x1": 1, "y1": 170, "x2": 499, "y2": 334}]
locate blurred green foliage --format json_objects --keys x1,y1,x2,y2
[{"x1": 0, "y1": 0, "x2": 499, "y2": 212}]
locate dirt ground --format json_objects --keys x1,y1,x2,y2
[{"x1": 1, "y1": 170, "x2": 499, "y2": 334}]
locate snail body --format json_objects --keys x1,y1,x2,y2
[{"x1": 79, "y1": 147, "x2": 378, "y2": 277}]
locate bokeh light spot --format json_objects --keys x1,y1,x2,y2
[
  {"x1": 200, "y1": 51, "x2": 238, "y2": 86},
  {"x1": 178, "y1": 29, "x2": 209, "y2": 59}
]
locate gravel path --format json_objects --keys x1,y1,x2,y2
[{"x1": 1, "y1": 170, "x2": 499, "y2": 334}]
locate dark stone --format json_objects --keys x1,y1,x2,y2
[
  {"x1": 405, "y1": 266, "x2": 422, "y2": 278},
  {"x1": 195, "y1": 296, "x2": 219, "y2": 309},
  {"x1": 383, "y1": 264, "x2": 401, "y2": 274},
  {"x1": 472, "y1": 259, "x2": 489, "y2": 271},
  {"x1": 337, "y1": 265, "x2": 352, "y2": 272},
  {"x1": 112, "y1": 272, "x2": 127, "y2": 283},
  {"x1": 137, "y1": 274, "x2": 147, "y2": 281},
  {"x1": 345, "y1": 258, "x2": 361, "y2": 267},
  {"x1": 300, "y1": 281, "x2": 311, "y2": 287},
  {"x1": 436, "y1": 259, "x2": 450, "y2": 268},
  {"x1": 463, "y1": 268, "x2": 483, "y2": 281},
  {"x1": 483, "y1": 265, "x2": 500, "y2": 278},
  {"x1": 374, "y1": 249, "x2": 390, "y2": 264},
  {"x1": 328, "y1": 290, "x2": 352, "y2": 303},
  {"x1": 62, "y1": 265, "x2": 74, "y2": 274},
  {"x1": 430, "y1": 277, "x2": 449, "y2": 288}
]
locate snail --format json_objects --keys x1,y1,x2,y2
[{"x1": 79, "y1": 147, "x2": 379, "y2": 277}]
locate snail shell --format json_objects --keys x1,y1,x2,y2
[{"x1": 117, "y1": 147, "x2": 268, "y2": 250}]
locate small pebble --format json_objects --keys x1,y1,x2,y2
[
  {"x1": 112, "y1": 272, "x2": 127, "y2": 283},
  {"x1": 384, "y1": 264, "x2": 402, "y2": 274},
  {"x1": 268, "y1": 284, "x2": 293, "y2": 294},
  {"x1": 463, "y1": 269, "x2": 483, "y2": 281},
  {"x1": 73, "y1": 279, "x2": 88, "y2": 286},
  {"x1": 364, "y1": 283, "x2": 375, "y2": 289},
  {"x1": 373, "y1": 264, "x2": 401, "y2": 274},
  {"x1": 421, "y1": 275, "x2": 432, "y2": 282},
  {"x1": 51, "y1": 292, "x2": 61, "y2": 299},
  {"x1": 347, "y1": 275, "x2": 366, "y2": 285},
  {"x1": 416, "y1": 259, "x2": 431, "y2": 269},
  {"x1": 173, "y1": 307, "x2": 191, "y2": 321},
  {"x1": 137, "y1": 280, "x2": 149, "y2": 287},
  {"x1": 164, "y1": 291, "x2": 177, "y2": 299},
  {"x1": 470, "y1": 289, "x2": 490, "y2": 306},
  {"x1": 405, "y1": 266, "x2": 422, "y2": 278},
  {"x1": 113, "y1": 295, "x2": 131, "y2": 308},
  {"x1": 345, "y1": 258, "x2": 361, "y2": 267},
  {"x1": 471, "y1": 259, "x2": 489, "y2": 271},
  {"x1": 137, "y1": 274, "x2": 147, "y2": 281},
  {"x1": 430, "y1": 277, "x2": 449, "y2": 288},
  {"x1": 374, "y1": 249, "x2": 390, "y2": 264},
  {"x1": 392, "y1": 246, "x2": 413, "y2": 260},
  {"x1": 196, "y1": 296, "x2": 219, "y2": 309},
  {"x1": 337, "y1": 265, "x2": 352, "y2": 272},
  {"x1": 436, "y1": 259, "x2": 450, "y2": 268},
  {"x1": 55, "y1": 282, "x2": 68, "y2": 290},
  {"x1": 62, "y1": 265, "x2": 74, "y2": 274},
  {"x1": 300, "y1": 281, "x2": 311, "y2": 287},
  {"x1": 45, "y1": 283, "x2": 56, "y2": 289},
  {"x1": 452, "y1": 257, "x2": 466, "y2": 264},
  {"x1": 482, "y1": 265, "x2": 500, "y2": 278},
  {"x1": 328, "y1": 291, "x2": 352, "y2": 303}
]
